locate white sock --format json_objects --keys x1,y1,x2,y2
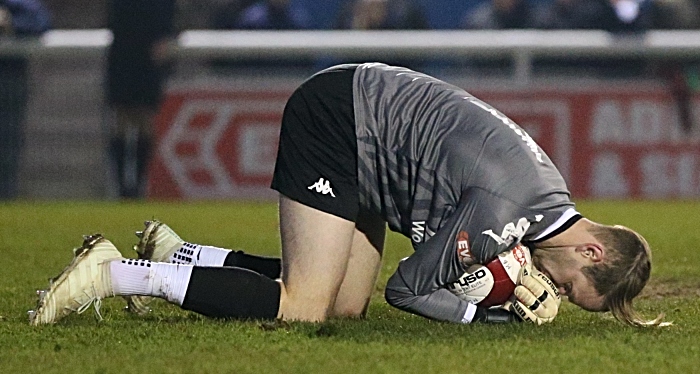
[
  {"x1": 169, "y1": 243, "x2": 231, "y2": 267},
  {"x1": 110, "y1": 259, "x2": 194, "y2": 305},
  {"x1": 110, "y1": 259, "x2": 151, "y2": 296}
]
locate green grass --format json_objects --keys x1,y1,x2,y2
[{"x1": 1, "y1": 200, "x2": 699, "y2": 373}]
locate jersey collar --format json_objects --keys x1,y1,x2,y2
[{"x1": 530, "y1": 208, "x2": 583, "y2": 243}]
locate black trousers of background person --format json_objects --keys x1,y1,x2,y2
[{"x1": 0, "y1": 57, "x2": 29, "y2": 199}]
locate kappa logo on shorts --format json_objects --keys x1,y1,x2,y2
[{"x1": 308, "y1": 177, "x2": 336, "y2": 197}]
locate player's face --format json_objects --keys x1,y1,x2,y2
[{"x1": 532, "y1": 247, "x2": 606, "y2": 312}]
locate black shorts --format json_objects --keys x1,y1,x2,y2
[{"x1": 271, "y1": 64, "x2": 359, "y2": 222}]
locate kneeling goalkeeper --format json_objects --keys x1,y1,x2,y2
[{"x1": 29, "y1": 63, "x2": 659, "y2": 326}]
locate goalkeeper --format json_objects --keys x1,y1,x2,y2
[{"x1": 30, "y1": 63, "x2": 660, "y2": 326}]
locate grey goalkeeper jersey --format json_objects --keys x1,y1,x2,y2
[{"x1": 352, "y1": 63, "x2": 574, "y2": 323}]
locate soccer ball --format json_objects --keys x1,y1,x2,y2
[{"x1": 447, "y1": 244, "x2": 532, "y2": 308}]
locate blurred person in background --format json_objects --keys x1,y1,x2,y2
[
  {"x1": 458, "y1": 0, "x2": 536, "y2": 77},
  {"x1": 209, "y1": 0, "x2": 253, "y2": 29},
  {"x1": 652, "y1": 2, "x2": 700, "y2": 132},
  {"x1": 334, "y1": 0, "x2": 428, "y2": 30},
  {"x1": 209, "y1": 0, "x2": 314, "y2": 73},
  {"x1": 532, "y1": 0, "x2": 697, "y2": 128},
  {"x1": 106, "y1": 0, "x2": 176, "y2": 199},
  {"x1": 0, "y1": 0, "x2": 50, "y2": 199},
  {"x1": 650, "y1": 0, "x2": 700, "y2": 28},
  {"x1": 330, "y1": 0, "x2": 428, "y2": 70},
  {"x1": 231, "y1": 0, "x2": 312, "y2": 30},
  {"x1": 462, "y1": 0, "x2": 535, "y2": 29},
  {"x1": 529, "y1": 0, "x2": 655, "y2": 31},
  {"x1": 527, "y1": 0, "x2": 654, "y2": 78},
  {"x1": 530, "y1": 0, "x2": 586, "y2": 29}
]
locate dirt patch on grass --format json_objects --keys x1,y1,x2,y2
[{"x1": 639, "y1": 278, "x2": 700, "y2": 299}]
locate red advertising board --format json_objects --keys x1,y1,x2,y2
[
  {"x1": 149, "y1": 89, "x2": 290, "y2": 200},
  {"x1": 148, "y1": 83, "x2": 700, "y2": 200}
]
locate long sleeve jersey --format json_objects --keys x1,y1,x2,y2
[{"x1": 352, "y1": 63, "x2": 574, "y2": 323}]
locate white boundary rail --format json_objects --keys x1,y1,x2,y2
[{"x1": 1, "y1": 29, "x2": 699, "y2": 82}]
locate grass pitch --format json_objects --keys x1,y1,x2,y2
[{"x1": 1, "y1": 200, "x2": 699, "y2": 373}]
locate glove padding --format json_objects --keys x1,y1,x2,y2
[{"x1": 505, "y1": 265, "x2": 561, "y2": 325}]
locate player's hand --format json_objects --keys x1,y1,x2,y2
[{"x1": 505, "y1": 265, "x2": 561, "y2": 325}]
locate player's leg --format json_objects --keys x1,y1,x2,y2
[
  {"x1": 32, "y1": 65, "x2": 361, "y2": 325},
  {"x1": 123, "y1": 194, "x2": 357, "y2": 323},
  {"x1": 125, "y1": 219, "x2": 283, "y2": 315},
  {"x1": 136, "y1": 197, "x2": 374, "y2": 322},
  {"x1": 28, "y1": 213, "x2": 368, "y2": 325},
  {"x1": 30, "y1": 234, "x2": 284, "y2": 324},
  {"x1": 331, "y1": 209, "x2": 386, "y2": 317},
  {"x1": 133, "y1": 220, "x2": 281, "y2": 278},
  {"x1": 126, "y1": 205, "x2": 374, "y2": 322},
  {"x1": 276, "y1": 195, "x2": 356, "y2": 321},
  {"x1": 269, "y1": 65, "x2": 361, "y2": 320},
  {"x1": 156, "y1": 65, "x2": 359, "y2": 321},
  {"x1": 109, "y1": 105, "x2": 155, "y2": 198},
  {"x1": 130, "y1": 106, "x2": 155, "y2": 198}
]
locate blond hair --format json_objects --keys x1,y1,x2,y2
[{"x1": 583, "y1": 225, "x2": 666, "y2": 327}]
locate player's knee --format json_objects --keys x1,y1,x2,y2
[
  {"x1": 280, "y1": 298, "x2": 331, "y2": 322},
  {"x1": 332, "y1": 300, "x2": 368, "y2": 319},
  {"x1": 278, "y1": 285, "x2": 334, "y2": 322}
]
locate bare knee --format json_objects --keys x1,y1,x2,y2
[
  {"x1": 332, "y1": 297, "x2": 370, "y2": 318},
  {"x1": 278, "y1": 281, "x2": 334, "y2": 322}
]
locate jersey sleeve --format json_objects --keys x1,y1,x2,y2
[{"x1": 385, "y1": 188, "x2": 540, "y2": 323}]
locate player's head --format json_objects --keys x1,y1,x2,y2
[{"x1": 583, "y1": 224, "x2": 662, "y2": 326}]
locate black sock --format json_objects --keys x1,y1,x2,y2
[
  {"x1": 223, "y1": 250, "x2": 281, "y2": 279},
  {"x1": 135, "y1": 135, "x2": 152, "y2": 197},
  {"x1": 110, "y1": 134, "x2": 140, "y2": 198},
  {"x1": 181, "y1": 267, "x2": 280, "y2": 320},
  {"x1": 109, "y1": 137, "x2": 127, "y2": 196}
]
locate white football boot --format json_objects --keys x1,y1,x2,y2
[
  {"x1": 29, "y1": 234, "x2": 122, "y2": 325},
  {"x1": 124, "y1": 220, "x2": 184, "y2": 315}
]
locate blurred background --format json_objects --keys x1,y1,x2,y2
[{"x1": 1, "y1": 0, "x2": 699, "y2": 201}]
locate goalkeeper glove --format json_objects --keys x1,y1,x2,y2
[{"x1": 505, "y1": 265, "x2": 561, "y2": 325}]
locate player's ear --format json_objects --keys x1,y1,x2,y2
[{"x1": 576, "y1": 243, "x2": 604, "y2": 263}]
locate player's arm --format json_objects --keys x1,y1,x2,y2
[
  {"x1": 385, "y1": 256, "x2": 476, "y2": 323},
  {"x1": 386, "y1": 189, "x2": 558, "y2": 324},
  {"x1": 385, "y1": 250, "x2": 525, "y2": 324},
  {"x1": 384, "y1": 191, "x2": 517, "y2": 324}
]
